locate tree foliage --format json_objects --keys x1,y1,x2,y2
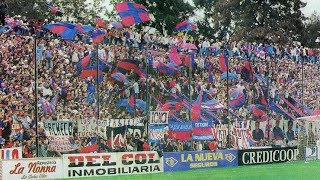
[
  {"x1": 6, "y1": 0, "x2": 49, "y2": 20},
  {"x1": 301, "y1": 12, "x2": 320, "y2": 48},
  {"x1": 194, "y1": 0, "x2": 306, "y2": 44}
]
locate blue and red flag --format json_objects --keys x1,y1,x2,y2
[
  {"x1": 219, "y1": 53, "x2": 228, "y2": 72},
  {"x1": 157, "y1": 61, "x2": 175, "y2": 75},
  {"x1": 191, "y1": 89, "x2": 203, "y2": 121},
  {"x1": 50, "y1": 93, "x2": 59, "y2": 109},
  {"x1": 77, "y1": 53, "x2": 94, "y2": 74},
  {"x1": 128, "y1": 92, "x2": 135, "y2": 108},
  {"x1": 111, "y1": 72, "x2": 130, "y2": 83},
  {"x1": 117, "y1": 59, "x2": 146, "y2": 78},
  {"x1": 40, "y1": 98, "x2": 54, "y2": 114},
  {"x1": 91, "y1": 29, "x2": 105, "y2": 43},
  {"x1": 229, "y1": 88, "x2": 246, "y2": 108},
  {"x1": 241, "y1": 61, "x2": 253, "y2": 81},
  {"x1": 47, "y1": 2, "x2": 64, "y2": 17},
  {"x1": 79, "y1": 135, "x2": 99, "y2": 153},
  {"x1": 0, "y1": 26, "x2": 9, "y2": 34},
  {"x1": 115, "y1": 2, "x2": 151, "y2": 27},
  {"x1": 247, "y1": 105, "x2": 267, "y2": 122},
  {"x1": 43, "y1": 23, "x2": 78, "y2": 40},
  {"x1": 169, "y1": 48, "x2": 182, "y2": 66},
  {"x1": 81, "y1": 68, "x2": 103, "y2": 79},
  {"x1": 175, "y1": 20, "x2": 197, "y2": 31}
]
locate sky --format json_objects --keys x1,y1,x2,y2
[
  {"x1": 302, "y1": 0, "x2": 320, "y2": 17},
  {"x1": 103, "y1": 0, "x2": 320, "y2": 17}
]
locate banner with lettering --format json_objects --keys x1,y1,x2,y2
[
  {"x1": 1, "y1": 158, "x2": 63, "y2": 180},
  {"x1": 63, "y1": 151, "x2": 163, "y2": 178},
  {"x1": 149, "y1": 111, "x2": 169, "y2": 125},
  {"x1": 168, "y1": 120, "x2": 191, "y2": 140},
  {"x1": 148, "y1": 126, "x2": 166, "y2": 143},
  {"x1": 43, "y1": 121, "x2": 78, "y2": 152},
  {"x1": 163, "y1": 150, "x2": 238, "y2": 172},
  {"x1": 77, "y1": 119, "x2": 98, "y2": 137},
  {"x1": 0, "y1": 147, "x2": 23, "y2": 160},
  {"x1": 192, "y1": 120, "x2": 213, "y2": 141}
]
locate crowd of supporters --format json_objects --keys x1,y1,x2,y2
[{"x1": 0, "y1": 16, "x2": 320, "y2": 158}]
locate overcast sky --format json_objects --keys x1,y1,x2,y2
[{"x1": 302, "y1": 0, "x2": 320, "y2": 17}]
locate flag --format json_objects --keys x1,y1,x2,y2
[
  {"x1": 106, "y1": 126, "x2": 127, "y2": 149},
  {"x1": 115, "y1": 2, "x2": 151, "y2": 27},
  {"x1": 79, "y1": 135, "x2": 99, "y2": 153},
  {"x1": 111, "y1": 72, "x2": 130, "y2": 83},
  {"x1": 43, "y1": 23, "x2": 78, "y2": 40},
  {"x1": 168, "y1": 121, "x2": 191, "y2": 140},
  {"x1": 0, "y1": 26, "x2": 9, "y2": 34},
  {"x1": 91, "y1": 29, "x2": 105, "y2": 43},
  {"x1": 191, "y1": 89, "x2": 203, "y2": 121},
  {"x1": 241, "y1": 61, "x2": 253, "y2": 81},
  {"x1": 219, "y1": 53, "x2": 228, "y2": 72},
  {"x1": 157, "y1": 61, "x2": 175, "y2": 75},
  {"x1": 247, "y1": 105, "x2": 267, "y2": 122},
  {"x1": 229, "y1": 88, "x2": 246, "y2": 108},
  {"x1": 128, "y1": 92, "x2": 135, "y2": 108},
  {"x1": 175, "y1": 20, "x2": 196, "y2": 31},
  {"x1": 117, "y1": 59, "x2": 146, "y2": 78},
  {"x1": 96, "y1": 18, "x2": 107, "y2": 28},
  {"x1": 50, "y1": 93, "x2": 59, "y2": 112},
  {"x1": 192, "y1": 120, "x2": 213, "y2": 140},
  {"x1": 47, "y1": 2, "x2": 64, "y2": 17},
  {"x1": 40, "y1": 98, "x2": 54, "y2": 114},
  {"x1": 169, "y1": 48, "x2": 182, "y2": 66}
]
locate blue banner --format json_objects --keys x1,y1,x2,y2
[
  {"x1": 168, "y1": 121, "x2": 191, "y2": 131},
  {"x1": 192, "y1": 120, "x2": 212, "y2": 128},
  {"x1": 163, "y1": 150, "x2": 238, "y2": 172}
]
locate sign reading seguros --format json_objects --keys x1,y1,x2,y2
[
  {"x1": 163, "y1": 150, "x2": 238, "y2": 172},
  {"x1": 63, "y1": 151, "x2": 163, "y2": 178}
]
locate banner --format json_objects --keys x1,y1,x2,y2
[
  {"x1": 192, "y1": 120, "x2": 213, "y2": 141},
  {"x1": 148, "y1": 126, "x2": 166, "y2": 143},
  {"x1": 168, "y1": 121, "x2": 191, "y2": 140},
  {"x1": 1, "y1": 158, "x2": 63, "y2": 180},
  {"x1": 98, "y1": 118, "x2": 144, "y2": 138},
  {"x1": 305, "y1": 147, "x2": 317, "y2": 161},
  {"x1": 163, "y1": 150, "x2": 238, "y2": 172},
  {"x1": 63, "y1": 151, "x2": 163, "y2": 178},
  {"x1": 43, "y1": 121, "x2": 78, "y2": 152},
  {"x1": 238, "y1": 147, "x2": 299, "y2": 165},
  {"x1": 78, "y1": 119, "x2": 98, "y2": 137},
  {"x1": 0, "y1": 147, "x2": 23, "y2": 160},
  {"x1": 149, "y1": 111, "x2": 169, "y2": 125}
]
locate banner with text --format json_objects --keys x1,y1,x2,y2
[
  {"x1": 1, "y1": 158, "x2": 63, "y2": 180},
  {"x1": 238, "y1": 147, "x2": 299, "y2": 165},
  {"x1": 63, "y1": 151, "x2": 163, "y2": 178},
  {"x1": 163, "y1": 150, "x2": 238, "y2": 172},
  {"x1": 0, "y1": 147, "x2": 22, "y2": 160},
  {"x1": 78, "y1": 119, "x2": 98, "y2": 137},
  {"x1": 150, "y1": 111, "x2": 169, "y2": 125},
  {"x1": 148, "y1": 126, "x2": 166, "y2": 143},
  {"x1": 43, "y1": 121, "x2": 78, "y2": 152}
]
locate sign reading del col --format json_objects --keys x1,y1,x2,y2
[
  {"x1": 63, "y1": 151, "x2": 163, "y2": 178},
  {"x1": 238, "y1": 146, "x2": 299, "y2": 165},
  {"x1": 1, "y1": 158, "x2": 63, "y2": 180},
  {"x1": 163, "y1": 150, "x2": 238, "y2": 172}
]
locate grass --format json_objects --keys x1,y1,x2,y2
[{"x1": 65, "y1": 160, "x2": 320, "y2": 180}]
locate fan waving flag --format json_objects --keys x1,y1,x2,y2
[
  {"x1": 175, "y1": 20, "x2": 197, "y2": 31},
  {"x1": 115, "y1": 2, "x2": 151, "y2": 27},
  {"x1": 47, "y1": 2, "x2": 64, "y2": 17}
]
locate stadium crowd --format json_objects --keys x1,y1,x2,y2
[{"x1": 0, "y1": 15, "x2": 320, "y2": 158}]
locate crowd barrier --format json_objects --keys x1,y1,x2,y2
[{"x1": 1, "y1": 147, "x2": 319, "y2": 179}]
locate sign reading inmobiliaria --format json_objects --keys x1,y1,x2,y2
[
  {"x1": 43, "y1": 121, "x2": 78, "y2": 152},
  {"x1": 1, "y1": 158, "x2": 63, "y2": 180},
  {"x1": 63, "y1": 151, "x2": 163, "y2": 178}
]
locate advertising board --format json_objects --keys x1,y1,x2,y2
[
  {"x1": 63, "y1": 151, "x2": 163, "y2": 178},
  {"x1": 163, "y1": 150, "x2": 238, "y2": 172},
  {"x1": 0, "y1": 147, "x2": 22, "y2": 160},
  {"x1": 1, "y1": 158, "x2": 63, "y2": 180},
  {"x1": 238, "y1": 147, "x2": 299, "y2": 165}
]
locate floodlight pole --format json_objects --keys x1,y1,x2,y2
[{"x1": 33, "y1": 34, "x2": 39, "y2": 157}]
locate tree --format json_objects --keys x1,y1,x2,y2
[
  {"x1": 6, "y1": 0, "x2": 49, "y2": 20},
  {"x1": 194, "y1": 0, "x2": 306, "y2": 44},
  {"x1": 301, "y1": 12, "x2": 320, "y2": 48}
]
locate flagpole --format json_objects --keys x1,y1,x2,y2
[
  {"x1": 33, "y1": 34, "x2": 39, "y2": 157},
  {"x1": 95, "y1": 43, "x2": 101, "y2": 152},
  {"x1": 189, "y1": 51, "x2": 193, "y2": 150},
  {"x1": 146, "y1": 54, "x2": 150, "y2": 137},
  {"x1": 224, "y1": 41, "x2": 231, "y2": 149}
]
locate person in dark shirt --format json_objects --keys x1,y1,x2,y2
[
  {"x1": 273, "y1": 120, "x2": 284, "y2": 140},
  {"x1": 252, "y1": 122, "x2": 264, "y2": 146},
  {"x1": 286, "y1": 121, "x2": 295, "y2": 141}
]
